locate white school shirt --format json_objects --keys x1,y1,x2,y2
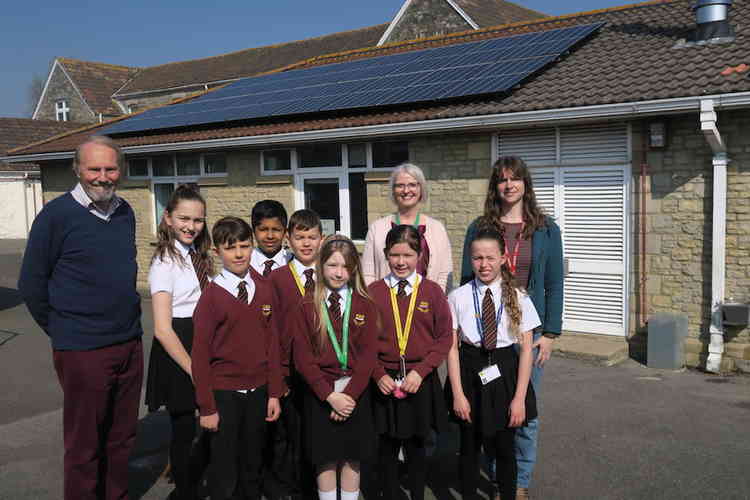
[
  {"x1": 70, "y1": 183, "x2": 122, "y2": 222},
  {"x1": 448, "y1": 278, "x2": 540, "y2": 348},
  {"x1": 212, "y1": 268, "x2": 256, "y2": 305},
  {"x1": 250, "y1": 247, "x2": 290, "y2": 276},
  {"x1": 325, "y1": 284, "x2": 350, "y2": 311},
  {"x1": 384, "y1": 271, "x2": 418, "y2": 297},
  {"x1": 148, "y1": 240, "x2": 203, "y2": 318},
  {"x1": 212, "y1": 268, "x2": 257, "y2": 393},
  {"x1": 291, "y1": 258, "x2": 315, "y2": 287}
]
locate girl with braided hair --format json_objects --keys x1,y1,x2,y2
[{"x1": 447, "y1": 224, "x2": 541, "y2": 500}]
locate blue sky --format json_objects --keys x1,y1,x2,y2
[{"x1": 2, "y1": 0, "x2": 629, "y2": 119}]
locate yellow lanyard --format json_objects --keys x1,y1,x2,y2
[
  {"x1": 289, "y1": 263, "x2": 306, "y2": 296},
  {"x1": 388, "y1": 275, "x2": 420, "y2": 357}
]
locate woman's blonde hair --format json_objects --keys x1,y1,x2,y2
[
  {"x1": 471, "y1": 221, "x2": 523, "y2": 340},
  {"x1": 389, "y1": 163, "x2": 428, "y2": 205},
  {"x1": 310, "y1": 234, "x2": 371, "y2": 353}
]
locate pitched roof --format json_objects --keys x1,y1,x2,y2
[
  {"x1": 453, "y1": 0, "x2": 547, "y2": 27},
  {"x1": 115, "y1": 24, "x2": 389, "y2": 96},
  {"x1": 0, "y1": 118, "x2": 85, "y2": 154},
  {"x1": 58, "y1": 58, "x2": 139, "y2": 116},
  {"x1": 10, "y1": 0, "x2": 750, "y2": 156}
]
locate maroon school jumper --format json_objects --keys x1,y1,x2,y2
[
  {"x1": 269, "y1": 264, "x2": 310, "y2": 378},
  {"x1": 368, "y1": 278, "x2": 453, "y2": 381},
  {"x1": 291, "y1": 293, "x2": 379, "y2": 401},
  {"x1": 192, "y1": 280, "x2": 284, "y2": 416}
]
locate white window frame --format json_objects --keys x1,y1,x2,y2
[
  {"x1": 151, "y1": 177, "x2": 199, "y2": 233},
  {"x1": 260, "y1": 140, "x2": 407, "y2": 175},
  {"x1": 55, "y1": 100, "x2": 69, "y2": 121},
  {"x1": 126, "y1": 152, "x2": 229, "y2": 180}
]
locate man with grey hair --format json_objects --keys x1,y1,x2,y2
[{"x1": 18, "y1": 135, "x2": 143, "y2": 500}]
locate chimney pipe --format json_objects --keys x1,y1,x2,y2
[{"x1": 692, "y1": 0, "x2": 734, "y2": 44}]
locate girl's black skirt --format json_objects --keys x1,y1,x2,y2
[
  {"x1": 445, "y1": 343, "x2": 537, "y2": 438},
  {"x1": 145, "y1": 317, "x2": 197, "y2": 414},
  {"x1": 373, "y1": 368, "x2": 448, "y2": 440},
  {"x1": 302, "y1": 384, "x2": 375, "y2": 465}
]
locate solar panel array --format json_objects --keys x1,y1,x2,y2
[{"x1": 101, "y1": 23, "x2": 604, "y2": 135}]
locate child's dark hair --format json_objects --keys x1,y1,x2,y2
[
  {"x1": 288, "y1": 209, "x2": 322, "y2": 234},
  {"x1": 471, "y1": 223, "x2": 523, "y2": 339},
  {"x1": 212, "y1": 216, "x2": 253, "y2": 247},
  {"x1": 384, "y1": 224, "x2": 422, "y2": 256},
  {"x1": 152, "y1": 184, "x2": 213, "y2": 273},
  {"x1": 251, "y1": 200, "x2": 288, "y2": 229}
]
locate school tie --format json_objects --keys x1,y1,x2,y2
[
  {"x1": 237, "y1": 281, "x2": 249, "y2": 304},
  {"x1": 263, "y1": 260, "x2": 275, "y2": 277},
  {"x1": 397, "y1": 279, "x2": 408, "y2": 298},
  {"x1": 303, "y1": 269, "x2": 315, "y2": 295},
  {"x1": 328, "y1": 291, "x2": 342, "y2": 322},
  {"x1": 482, "y1": 288, "x2": 498, "y2": 350},
  {"x1": 189, "y1": 249, "x2": 210, "y2": 291}
]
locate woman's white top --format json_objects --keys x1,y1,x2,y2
[
  {"x1": 448, "y1": 278, "x2": 540, "y2": 348},
  {"x1": 148, "y1": 240, "x2": 202, "y2": 318}
]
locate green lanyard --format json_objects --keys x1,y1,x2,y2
[
  {"x1": 321, "y1": 288, "x2": 352, "y2": 370},
  {"x1": 395, "y1": 212, "x2": 420, "y2": 228}
]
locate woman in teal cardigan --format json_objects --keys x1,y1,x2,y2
[{"x1": 460, "y1": 156, "x2": 563, "y2": 500}]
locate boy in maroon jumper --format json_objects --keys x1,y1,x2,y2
[
  {"x1": 267, "y1": 209, "x2": 323, "y2": 499},
  {"x1": 192, "y1": 216, "x2": 284, "y2": 500}
]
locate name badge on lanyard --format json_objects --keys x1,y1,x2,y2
[
  {"x1": 472, "y1": 280, "x2": 504, "y2": 385},
  {"x1": 390, "y1": 275, "x2": 420, "y2": 399},
  {"x1": 321, "y1": 289, "x2": 353, "y2": 393}
]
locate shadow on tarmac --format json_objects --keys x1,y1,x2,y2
[
  {"x1": 129, "y1": 412, "x2": 171, "y2": 500},
  {"x1": 0, "y1": 287, "x2": 23, "y2": 312}
]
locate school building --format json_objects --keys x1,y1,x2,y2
[{"x1": 3, "y1": 0, "x2": 749, "y2": 372}]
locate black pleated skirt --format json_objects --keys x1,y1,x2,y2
[
  {"x1": 145, "y1": 317, "x2": 197, "y2": 414},
  {"x1": 445, "y1": 344, "x2": 537, "y2": 438},
  {"x1": 373, "y1": 368, "x2": 448, "y2": 440},
  {"x1": 302, "y1": 384, "x2": 375, "y2": 465}
]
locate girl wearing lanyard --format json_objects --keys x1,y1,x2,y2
[
  {"x1": 145, "y1": 185, "x2": 212, "y2": 500},
  {"x1": 369, "y1": 225, "x2": 453, "y2": 500},
  {"x1": 291, "y1": 235, "x2": 378, "y2": 500},
  {"x1": 447, "y1": 226, "x2": 541, "y2": 500}
]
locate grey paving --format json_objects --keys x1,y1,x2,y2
[{"x1": 0, "y1": 240, "x2": 748, "y2": 500}]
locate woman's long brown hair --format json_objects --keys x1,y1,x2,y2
[
  {"x1": 152, "y1": 184, "x2": 213, "y2": 274},
  {"x1": 483, "y1": 156, "x2": 546, "y2": 240},
  {"x1": 310, "y1": 235, "x2": 371, "y2": 354},
  {"x1": 471, "y1": 226, "x2": 522, "y2": 340}
]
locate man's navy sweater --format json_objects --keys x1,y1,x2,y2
[{"x1": 18, "y1": 192, "x2": 143, "y2": 350}]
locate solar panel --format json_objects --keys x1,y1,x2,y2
[{"x1": 100, "y1": 23, "x2": 604, "y2": 135}]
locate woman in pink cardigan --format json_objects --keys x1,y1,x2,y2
[{"x1": 362, "y1": 163, "x2": 453, "y2": 292}]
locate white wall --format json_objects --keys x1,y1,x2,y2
[{"x1": 0, "y1": 177, "x2": 43, "y2": 238}]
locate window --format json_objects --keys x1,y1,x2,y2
[
  {"x1": 347, "y1": 143, "x2": 367, "y2": 168},
  {"x1": 298, "y1": 143, "x2": 341, "y2": 168},
  {"x1": 348, "y1": 173, "x2": 368, "y2": 240},
  {"x1": 128, "y1": 104, "x2": 138, "y2": 114},
  {"x1": 128, "y1": 158, "x2": 148, "y2": 178},
  {"x1": 176, "y1": 153, "x2": 200, "y2": 176},
  {"x1": 373, "y1": 141, "x2": 408, "y2": 168},
  {"x1": 55, "y1": 100, "x2": 69, "y2": 121},
  {"x1": 152, "y1": 155, "x2": 175, "y2": 177},
  {"x1": 154, "y1": 183, "x2": 175, "y2": 220},
  {"x1": 262, "y1": 150, "x2": 292, "y2": 173},
  {"x1": 204, "y1": 153, "x2": 227, "y2": 174}
]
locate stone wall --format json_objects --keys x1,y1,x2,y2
[
  {"x1": 386, "y1": 0, "x2": 473, "y2": 44},
  {"x1": 632, "y1": 111, "x2": 750, "y2": 370},
  {"x1": 35, "y1": 65, "x2": 95, "y2": 123}
]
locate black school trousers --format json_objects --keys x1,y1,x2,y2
[{"x1": 209, "y1": 388, "x2": 269, "y2": 500}]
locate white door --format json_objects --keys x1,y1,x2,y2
[
  {"x1": 498, "y1": 124, "x2": 630, "y2": 336},
  {"x1": 294, "y1": 171, "x2": 351, "y2": 236}
]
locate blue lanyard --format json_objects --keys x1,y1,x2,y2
[{"x1": 471, "y1": 279, "x2": 504, "y2": 345}]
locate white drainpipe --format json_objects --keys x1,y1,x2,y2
[{"x1": 700, "y1": 99, "x2": 728, "y2": 372}]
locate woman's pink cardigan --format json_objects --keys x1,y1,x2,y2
[{"x1": 361, "y1": 214, "x2": 453, "y2": 292}]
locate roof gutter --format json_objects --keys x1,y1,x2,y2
[{"x1": 3, "y1": 91, "x2": 750, "y2": 162}]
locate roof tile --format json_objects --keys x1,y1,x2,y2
[{"x1": 58, "y1": 58, "x2": 139, "y2": 116}]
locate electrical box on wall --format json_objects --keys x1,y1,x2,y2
[{"x1": 722, "y1": 303, "x2": 749, "y2": 326}]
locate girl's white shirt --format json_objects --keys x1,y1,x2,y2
[
  {"x1": 384, "y1": 270, "x2": 418, "y2": 297},
  {"x1": 325, "y1": 284, "x2": 350, "y2": 310},
  {"x1": 148, "y1": 240, "x2": 202, "y2": 318},
  {"x1": 448, "y1": 277, "x2": 540, "y2": 348}
]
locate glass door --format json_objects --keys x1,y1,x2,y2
[{"x1": 294, "y1": 172, "x2": 350, "y2": 237}]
